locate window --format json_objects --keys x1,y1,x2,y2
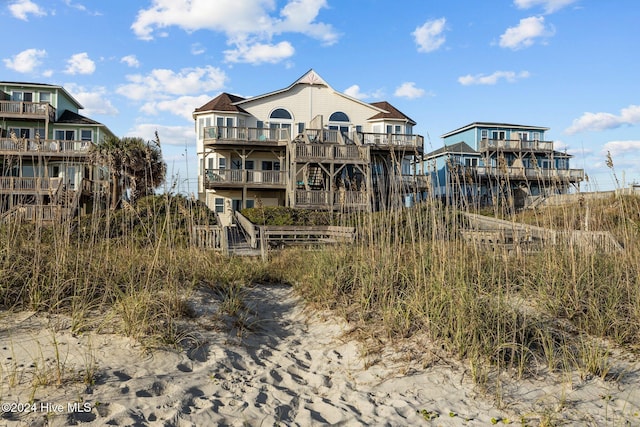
[
  {"x1": 81, "y1": 129, "x2": 92, "y2": 141},
  {"x1": 532, "y1": 132, "x2": 540, "y2": 141},
  {"x1": 270, "y1": 108, "x2": 292, "y2": 120},
  {"x1": 11, "y1": 91, "x2": 33, "y2": 102},
  {"x1": 214, "y1": 198, "x2": 224, "y2": 213},
  {"x1": 207, "y1": 158, "x2": 214, "y2": 169},
  {"x1": 55, "y1": 130, "x2": 75, "y2": 140},
  {"x1": 262, "y1": 161, "x2": 280, "y2": 171},
  {"x1": 9, "y1": 128, "x2": 30, "y2": 138},
  {"x1": 329, "y1": 111, "x2": 349, "y2": 122},
  {"x1": 298, "y1": 122, "x2": 305, "y2": 134},
  {"x1": 465, "y1": 158, "x2": 479, "y2": 167},
  {"x1": 218, "y1": 158, "x2": 226, "y2": 169},
  {"x1": 245, "y1": 200, "x2": 255, "y2": 209},
  {"x1": 394, "y1": 125, "x2": 402, "y2": 134},
  {"x1": 386, "y1": 125, "x2": 393, "y2": 134},
  {"x1": 39, "y1": 92, "x2": 51, "y2": 103},
  {"x1": 245, "y1": 160, "x2": 254, "y2": 170},
  {"x1": 35, "y1": 128, "x2": 45, "y2": 139},
  {"x1": 492, "y1": 131, "x2": 505, "y2": 140},
  {"x1": 518, "y1": 132, "x2": 529, "y2": 141},
  {"x1": 481, "y1": 130, "x2": 488, "y2": 139}
]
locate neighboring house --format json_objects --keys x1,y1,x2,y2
[
  {"x1": 193, "y1": 69, "x2": 424, "y2": 219},
  {"x1": 0, "y1": 82, "x2": 114, "y2": 221},
  {"x1": 417, "y1": 122, "x2": 584, "y2": 209}
]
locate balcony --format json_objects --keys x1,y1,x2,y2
[
  {"x1": 204, "y1": 168, "x2": 287, "y2": 189},
  {"x1": 475, "y1": 166, "x2": 585, "y2": 181},
  {"x1": 360, "y1": 132, "x2": 424, "y2": 151},
  {"x1": 202, "y1": 126, "x2": 290, "y2": 146},
  {"x1": 293, "y1": 143, "x2": 368, "y2": 162},
  {"x1": 0, "y1": 177, "x2": 62, "y2": 194},
  {"x1": 479, "y1": 138, "x2": 554, "y2": 152},
  {"x1": 0, "y1": 101, "x2": 55, "y2": 122},
  {"x1": 0, "y1": 138, "x2": 92, "y2": 155}
]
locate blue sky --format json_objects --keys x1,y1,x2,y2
[{"x1": 2, "y1": 0, "x2": 639, "y2": 193}]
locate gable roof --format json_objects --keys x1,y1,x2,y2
[
  {"x1": 57, "y1": 110, "x2": 102, "y2": 125},
  {"x1": 368, "y1": 101, "x2": 416, "y2": 125},
  {"x1": 423, "y1": 141, "x2": 478, "y2": 159},
  {"x1": 442, "y1": 122, "x2": 549, "y2": 138},
  {"x1": 193, "y1": 92, "x2": 248, "y2": 114}
]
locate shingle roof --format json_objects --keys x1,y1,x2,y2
[
  {"x1": 56, "y1": 110, "x2": 102, "y2": 125},
  {"x1": 423, "y1": 141, "x2": 478, "y2": 158},
  {"x1": 194, "y1": 92, "x2": 248, "y2": 114},
  {"x1": 368, "y1": 101, "x2": 416, "y2": 125}
]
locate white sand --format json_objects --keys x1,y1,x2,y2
[{"x1": 1, "y1": 284, "x2": 639, "y2": 426}]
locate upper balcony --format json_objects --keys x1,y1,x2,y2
[
  {"x1": 0, "y1": 101, "x2": 55, "y2": 122},
  {"x1": 479, "y1": 138, "x2": 554, "y2": 152},
  {"x1": 203, "y1": 126, "x2": 290, "y2": 147},
  {"x1": 474, "y1": 166, "x2": 585, "y2": 182},
  {"x1": 202, "y1": 126, "x2": 424, "y2": 154},
  {"x1": 0, "y1": 138, "x2": 92, "y2": 156},
  {"x1": 292, "y1": 143, "x2": 369, "y2": 163},
  {"x1": 359, "y1": 132, "x2": 424, "y2": 152}
]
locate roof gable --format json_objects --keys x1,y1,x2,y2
[
  {"x1": 368, "y1": 101, "x2": 416, "y2": 125},
  {"x1": 194, "y1": 92, "x2": 248, "y2": 114},
  {"x1": 424, "y1": 141, "x2": 478, "y2": 159}
]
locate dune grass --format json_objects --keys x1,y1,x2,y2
[{"x1": 1, "y1": 190, "x2": 639, "y2": 396}]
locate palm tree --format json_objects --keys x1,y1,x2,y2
[{"x1": 89, "y1": 132, "x2": 166, "y2": 209}]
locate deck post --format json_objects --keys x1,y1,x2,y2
[{"x1": 259, "y1": 226, "x2": 267, "y2": 261}]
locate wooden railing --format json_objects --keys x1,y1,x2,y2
[
  {"x1": 202, "y1": 126, "x2": 290, "y2": 144},
  {"x1": 295, "y1": 189, "x2": 369, "y2": 208},
  {"x1": 192, "y1": 225, "x2": 227, "y2": 251},
  {"x1": 0, "y1": 101, "x2": 55, "y2": 121},
  {"x1": 0, "y1": 177, "x2": 62, "y2": 193},
  {"x1": 0, "y1": 138, "x2": 92, "y2": 154},
  {"x1": 234, "y1": 210, "x2": 259, "y2": 249},
  {"x1": 294, "y1": 143, "x2": 367, "y2": 161},
  {"x1": 475, "y1": 166, "x2": 584, "y2": 181},
  {"x1": 479, "y1": 139, "x2": 554, "y2": 152},
  {"x1": 204, "y1": 169, "x2": 286, "y2": 187},
  {"x1": 259, "y1": 225, "x2": 356, "y2": 260},
  {"x1": 360, "y1": 132, "x2": 423, "y2": 149},
  {"x1": 2, "y1": 205, "x2": 69, "y2": 222}
]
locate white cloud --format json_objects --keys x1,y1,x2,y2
[
  {"x1": 65, "y1": 83, "x2": 119, "y2": 116},
  {"x1": 141, "y1": 95, "x2": 213, "y2": 122},
  {"x1": 8, "y1": 0, "x2": 46, "y2": 21},
  {"x1": 394, "y1": 82, "x2": 427, "y2": 99},
  {"x1": 131, "y1": 0, "x2": 337, "y2": 64},
  {"x1": 602, "y1": 140, "x2": 640, "y2": 156},
  {"x1": 343, "y1": 85, "x2": 384, "y2": 100},
  {"x1": 458, "y1": 70, "x2": 531, "y2": 85},
  {"x1": 117, "y1": 66, "x2": 227, "y2": 101},
  {"x1": 121, "y1": 55, "x2": 140, "y2": 68},
  {"x1": 3, "y1": 48, "x2": 46, "y2": 73},
  {"x1": 514, "y1": 0, "x2": 578, "y2": 14},
  {"x1": 499, "y1": 16, "x2": 553, "y2": 50},
  {"x1": 565, "y1": 105, "x2": 640, "y2": 134},
  {"x1": 65, "y1": 52, "x2": 96, "y2": 75},
  {"x1": 191, "y1": 43, "x2": 206, "y2": 55},
  {"x1": 224, "y1": 41, "x2": 295, "y2": 64},
  {"x1": 413, "y1": 18, "x2": 447, "y2": 53}
]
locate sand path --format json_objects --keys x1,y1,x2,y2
[{"x1": 2, "y1": 284, "x2": 639, "y2": 426}]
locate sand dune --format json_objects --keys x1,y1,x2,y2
[{"x1": 1, "y1": 284, "x2": 639, "y2": 426}]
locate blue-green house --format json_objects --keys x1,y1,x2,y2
[
  {"x1": 0, "y1": 81, "x2": 115, "y2": 220},
  {"x1": 417, "y1": 122, "x2": 584, "y2": 208}
]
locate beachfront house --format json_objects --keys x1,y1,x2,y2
[
  {"x1": 0, "y1": 82, "x2": 114, "y2": 221},
  {"x1": 417, "y1": 122, "x2": 584, "y2": 209},
  {"x1": 193, "y1": 70, "x2": 424, "y2": 221}
]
